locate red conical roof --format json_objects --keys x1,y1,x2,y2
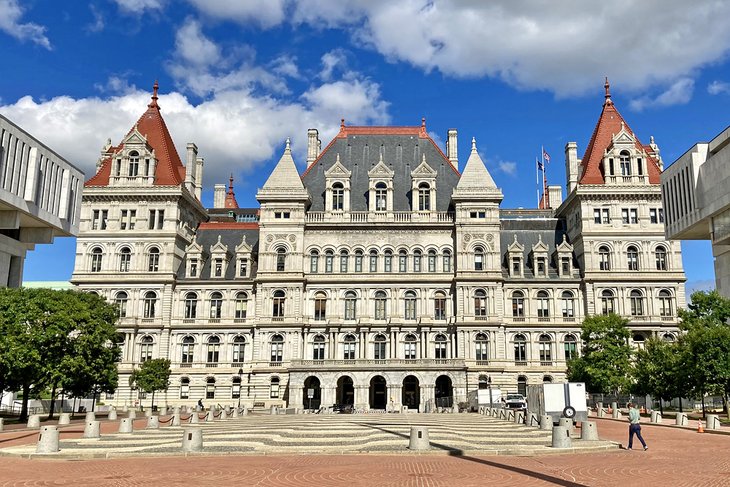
[
  {"x1": 579, "y1": 79, "x2": 661, "y2": 185},
  {"x1": 224, "y1": 175, "x2": 239, "y2": 209},
  {"x1": 86, "y1": 81, "x2": 186, "y2": 187}
]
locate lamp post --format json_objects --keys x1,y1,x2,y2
[
  {"x1": 246, "y1": 372, "x2": 251, "y2": 398},
  {"x1": 488, "y1": 376, "x2": 493, "y2": 410},
  {"x1": 237, "y1": 368, "x2": 243, "y2": 408}
]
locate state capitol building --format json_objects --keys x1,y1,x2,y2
[{"x1": 71, "y1": 81, "x2": 686, "y2": 411}]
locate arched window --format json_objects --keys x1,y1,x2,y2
[
  {"x1": 658, "y1": 289, "x2": 673, "y2": 317},
  {"x1": 413, "y1": 250, "x2": 422, "y2": 272},
  {"x1": 434, "y1": 333, "x2": 447, "y2": 359},
  {"x1": 620, "y1": 150, "x2": 631, "y2": 176},
  {"x1": 600, "y1": 289, "x2": 615, "y2": 315},
  {"x1": 474, "y1": 246, "x2": 484, "y2": 271},
  {"x1": 561, "y1": 291, "x2": 574, "y2": 318},
  {"x1": 139, "y1": 335, "x2": 153, "y2": 362},
  {"x1": 209, "y1": 291, "x2": 223, "y2": 319},
  {"x1": 404, "y1": 333, "x2": 417, "y2": 360},
  {"x1": 627, "y1": 245, "x2": 639, "y2": 271},
  {"x1": 373, "y1": 334, "x2": 387, "y2": 360},
  {"x1": 374, "y1": 291, "x2": 387, "y2": 320},
  {"x1": 143, "y1": 291, "x2": 157, "y2": 318},
  {"x1": 428, "y1": 249, "x2": 437, "y2": 272},
  {"x1": 404, "y1": 290, "x2": 417, "y2": 320},
  {"x1": 536, "y1": 290, "x2": 550, "y2": 318},
  {"x1": 343, "y1": 334, "x2": 356, "y2": 360},
  {"x1": 543, "y1": 375, "x2": 554, "y2": 383},
  {"x1": 91, "y1": 247, "x2": 103, "y2": 273},
  {"x1": 181, "y1": 336, "x2": 195, "y2": 364},
  {"x1": 115, "y1": 291, "x2": 128, "y2": 318},
  {"x1": 344, "y1": 291, "x2": 357, "y2": 320},
  {"x1": 662, "y1": 333, "x2": 675, "y2": 342},
  {"x1": 512, "y1": 291, "x2": 525, "y2": 317},
  {"x1": 474, "y1": 289, "x2": 487, "y2": 316},
  {"x1": 443, "y1": 249, "x2": 452, "y2": 273},
  {"x1": 270, "y1": 334, "x2": 284, "y2": 362},
  {"x1": 310, "y1": 250, "x2": 319, "y2": 273},
  {"x1": 514, "y1": 334, "x2": 527, "y2": 363},
  {"x1": 276, "y1": 247, "x2": 286, "y2": 272},
  {"x1": 206, "y1": 377, "x2": 216, "y2": 399},
  {"x1": 370, "y1": 249, "x2": 379, "y2": 272},
  {"x1": 478, "y1": 374, "x2": 489, "y2": 389},
  {"x1": 629, "y1": 289, "x2": 644, "y2": 316},
  {"x1": 148, "y1": 246, "x2": 160, "y2": 272},
  {"x1": 235, "y1": 292, "x2": 248, "y2": 319},
  {"x1": 354, "y1": 249, "x2": 364, "y2": 273},
  {"x1": 332, "y1": 182, "x2": 344, "y2": 210},
  {"x1": 314, "y1": 291, "x2": 327, "y2": 321},
  {"x1": 598, "y1": 246, "x2": 611, "y2": 271},
  {"x1": 563, "y1": 334, "x2": 578, "y2": 360},
  {"x1": 312, "y1": 334, "x2": 325, "y2": 360},
  {"x1": 128, "y1": 150, "x2": 139, "y2": 177},
  {"x1": 434, "y1": 291, "x2": 447, "y2": 320},
  {"x1": 418, "y1": 182, "x2": 430, "y2": 211},
  {"x1": 206, "y1": 336, "x2": 220, "y2": 363},
  {"x1": 633, "y1": 333, "x2": 646, "y2": 350},
  {"x1": 340, "y1": 250, "x2": 349, "y2": 273},
  {"x1": 272, "y1": 290, "x2": 286, "y2": 318},
  {"x1": 539, "y1": 334, "x2": 552, "y2": 363},
  {"x1": 180, "y1": 377, "x2": 190, "y2": 399},
  {"x1": 475, "y1": 333, "x2": 489, "y2": 361},
  {"x1": 270, "y1": 376, "x2": 280, "y2": 398},
  {"x1": 655, "y1": 246, "x2": 668, "y2": 271},
  {"x1": 398, "y1": 249, "x2": 408, "y2": 272},
  {"x1": 383, "y1": 249, "x2": 392, "y2": 272},
  {"x1": 232, "y1": 375, "x2": 241, "y2": 399},
  {"x1": 232, "y1": 335, "x2": 246, "y2": 364},
  {"x1": 517, "y1": 375, "x2": 527, "y2": 396},
  {"x1": 119, "y1": 247, "x2": 131, "y2": 272},
  {"x1": 184, "y1": 292, "x2": 198, "y2": 319},
  {"x1": 375, "y1": 182, "x2": 387, "y2": 211},
  {"x1": 324, "y1": 250, "x2": 334, "y2": 273}
]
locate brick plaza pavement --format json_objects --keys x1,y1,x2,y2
[{"x1": 0, "y1": 417, "x2": 728, "y2": 486}]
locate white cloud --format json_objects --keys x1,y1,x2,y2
[
  {"x1": 0, "y1": 0, "x2": 51, "y2": 49},
  {"x1": 174, "y1": 18, "x2": 221, "y2": 67},
  {"x1": 270, "y1": 55, "x2": 302, "y2": 79},
  {"x1": 185, "y1": 0, "x2": 286, "y2": 28},
  {"x1": 629, "y1": 78, "x2": 694, "y2": 111},
  {"x1": 113, "y1": 0, "x2": 165, "y2": 13},
  {"x1": 497, "y1": 161, "x2": 517, "y2": 176},
  {"x1": 320, "y1": 50, "x2": 348, "y2": 81},
  {"x1": 708, "y1": 80, "x2": 730, "y2": 95},
  {"x1": 94, "y1": 75, "x2": 138, "y2": 95},
  {"x1": 86, "y1": 4, "x2": 105, "y2": 33}
]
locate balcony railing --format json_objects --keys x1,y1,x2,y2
[
  {"x1": 290, "y1": 358, "x2": 466, "y2": 369},
  {"x1": 305, "y1": 211, "x2": 455, "y2": 224}
]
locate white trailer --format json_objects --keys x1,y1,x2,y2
[
  {"x1": 468, "y1": 388, "x2": 502, "y2": 412},
  {"x1": 526, "y1": 382, "x2": 588, "y2": 424}
]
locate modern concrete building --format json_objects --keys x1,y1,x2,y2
[
  {"x1": 71, "y1": 81, "x2": 685, "y2": 411},
  {"x1": 662, "y1": 126, "x2": 730, "y2": 297},
  {"x1": 0, "y1": 114, "x2": 83, "y2": 287}
]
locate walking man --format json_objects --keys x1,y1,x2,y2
[{"x1": 627, "y1": 402, "x2": 648, "y2": 451}]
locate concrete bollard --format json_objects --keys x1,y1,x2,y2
[
  {"x1": 206, "y1": 411, "x2": 214, "y2": 422},
  {"x1": 128, "y1": 410, "x2": 136, "y2": 419},
  {"x1": 540, "y1": 414, "x2": 553, "y2": 430},
  {"x1": 147, "y1": 415, "x2": 159, "y2": 429},
  {"x1": 231, "y1": 407, "x2": 239, "y2": 418},
  {"x1": 242, "y1": 407, "x2": 248, "y2": 416},
  {"x1": 650, "y1": 411, "x2": 659, "y2": 423},
  {"x1": 171, "y1": 414, "x2": 181, "y2": 427},
  {"x1": 181, "y1": 428, "x2": 203, "y2": 452},
  {"x1": 507, "y1": 410, "x2": 515, "y2": 421},
  {"x1": 173, "y1": 406, "x2": 181, "y2": 416},
  {"x1": 676, "y1": 412, "x2": 688, "y2": 426},
  {"x1": 36, "y1": 425, "x2": 59, "y2": 453},
  {"x1": 706, "y1": 414, "x2": 721, "y2": 430},
  {"x1": 408, "y1": 426, "x2": 430, "y2": 450},
  {"x1": 84, "y1": 420, "x2": 100, "y2": 438},
  {"x1": 270, "y1": 405, "x2": 278, "y2": 415},
  {"x1": 580, "y1": 421, "x2": 599, "y2": 440},
  {"x1": 514, "y1": 410, "x2": 525, "y2": 424},
  {"x1": 0, "y1": 418, "x2": 4, "y2": 431},
  {"x1": 27, "y1": 414, "x2": 41, "y2": 429},
  {"x1": 527, "y1": 412, "x2": 540, "y2": 427},
  {"x1": 551, "y1": 425, "x2": 572, "y2": 448},
  {"x1": 596, "y1": 402, "x2": 603, "y2": 412},
  {"x1": 58, "y1": 413, "x2": 71, "y2": 425},
  {"x1": 559, "y1": 417, "x2": 573, "y2": 432},
  {"x1": 219, "y1": 410, "x2": 227, "y2": 420},
  {"x1": 122, "y1": 405, "x2": 129, "y2": 412},
  {"x1": 611, "y1": 402, "x2": 618, "y2": 414},
  {"x1": 144, "y1": 409, "x2": 153, "y2": 418},
  {"x1": 108, "y1": 409, "x2": 117, "y2": 421},
  {"x1": 190, "y1": 412, "x2": 199, "y2": 424},
  {"x1": 85, "y1": 411, "x2": 96, "y2": 423},
  {"x1": 597, "y1": 407, "x2": 605, "y2": 418},
  {"x1": 118, "y1": 418, "x2": 134, "y2": 433}
]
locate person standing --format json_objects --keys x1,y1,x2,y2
[{"x1": 627, "y1": 402, "x2": 648, "y2": 450}]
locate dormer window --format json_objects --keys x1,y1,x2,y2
[
  {"x1": 375, "y1": 183, "x2": 387, "y2": 211},
  {"x1": 418, "y1": 182, "x2": 431, "y2": 211},
  {"x1": 536, "y1": 257, "x2": 546, "y2": 277},
  {"x1": 332, "y1": 182, "x2": 344, "y2": 211},
  {"x1": 238, "y1": 258, "x2": 248, "y2": 277},
  {"x1": 214, "y1": 258, "x2": 224, "y2": 277},
  {"x1": 620, "y1": 150, "x2": 631, "y2": 176},
  {"x1": 189, "y1": 258, "x2": 198, "y2": 277},
  {"x1": 512, "y1": 257, "x2": 522, "y2": 276},
  {"x1": 128, "y1": 151, "x2": 139, "y2": 177},
  {"x1": 560, "y1": 257, "x2": 570, "y2": 276}
]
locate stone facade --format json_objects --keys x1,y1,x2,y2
[{"x1": 71, "y1": 83, "x2": 685, "y2": 411}]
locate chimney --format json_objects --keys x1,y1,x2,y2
[
  {"x1": 213, "y1": 184, "x2": 226, "y2": 208},
  {"x1": 565, "y1": 142, "x2": 579, "y2": 194},
  {"x1": 194, "y1": 157, "x2": 204, "y2": 201},
  {"x1": 185, "y1": 143, "x2": 198, "y2": 194},
  {"x1": 547, "y1": 185, "x2": 563, "y2": 209},
  {"x1": 307, "y1": 129, "x2": 320, "y2": 166},
  {"x1": 446, "y1": 129, "x2": 458, "y2": 170}
]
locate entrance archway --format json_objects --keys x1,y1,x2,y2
[
  {"x1": 435, "y1": 375, "x2": 453, "y2": 408},
  {"x1": 402, "y1": 375, "x2": 420, "y2": 410},
  {"x1": 303, "y1": 376, "x2": 321, "y2": 410},
  {"x1": 369, "y1": 375, "x2": 387, "y2": 409},
  {"x1": 336, "y1": 376, "x2": 354, "y2": 406}
]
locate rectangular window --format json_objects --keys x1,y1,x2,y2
[
  {"x1": 325, "y1": 255, "x2": 333, "y2": 273},
  {"x1": 428, "y1": 254, "x2": 436, "y2": 272},
  {"x1": 384, "y1": 254, "x2": 392, "y2": 272},
  {"x1": 340, "y1": 254, "x2": 348, "y2": 273},
  {"x1": 120, "y1": 209, "x2": 136, "y2": 230},
  {"x1": 355, "y1": 254, "x2": 363, "y2": 272},
  {"x1": 189, "y1": 259, "x2": 198, "y2": 277},
  {"x1": 594, "y1": 209, "x2": 601, "y2": 224},
  {"x1": 148, "y1": 209, "x2": 164, "y2": 230},
  {"x1": 650, "y1": 209, "x2": 658, "y2": 224},
  {"x1": 214, "y1": 258, "x2": 223, "y2": 277},
  {"x1": 405, "y1": 343, "x2": 416, "y2": 360},
  {"x1": 92, "y1": 209, "x2": 108, "y2": 230},
  {"x1": 370, "y1": 254, "x2": 377, "y2": 272},
  {"x1": 536, "y1": 257, "x2": 546, "y2": 277},
  {"x1": 511, "y1": 258, "x2": 521, "y2": 275},
  {"x1": 374, "y1": 341, "x2": 386, "y2": 360},
  {"x1": 602, "y1": 208, "x2": 610, "y2": 224},
  {"x1": 239, "y1": 258, "x2": 248, "y2": 277},
  {"x1": 180, "y1": 384, "x2": 189, "y2": 399},
  {"x1": 399, "y1": 254, "x2": 407, "y2": 272},
  {"x1": 434, "y1": 342, "x2": 446, "y2": 359},
  {"x1": 630, "y1": 208, "x2": 638, "y2": 224},
  {"x1": 344, "y1": 343, "x2": 356, "y2": 360},
  {"x1": 561, "y1": 257, "x2": 570, "y2": 275},
  {"x1": 622, "y1": 208, "x2": 629, "y2": 224},
  {"x1": 658, "y1": 208, "x2": 664, "y2": 223},
  {"x1": 434, "y1": 297, "x2": 446, "y2": 320},
  {"x1": 313, "y1": 343, "x2": 325, "y2": 360}
]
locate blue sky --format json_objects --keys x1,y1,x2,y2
[{"x1": 1, "y1": 0, "x2": 727, "y2": 292}]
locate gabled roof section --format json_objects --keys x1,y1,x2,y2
[
  {"x1": 453, "y1": 138, "x2": 502, "y2": 200},
  {"x1": 259, "y1": 138, "x2": 308, "y2": 197},
  {"x1": 411, "y1": 154, "x2": 437, "y2": 177},
  {"x1": 324, "y1": 154, "x2": 351, "y2": 178},
  {"x1": 579, "y1": 78, "x2": 661, "y2": 185},
  {"x1": 86, "y1": 82, "x2": 187, "y2": 187}
]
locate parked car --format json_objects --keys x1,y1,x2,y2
[{"x1": 504, "y1": 394, "x2": 527, "y2": 410}]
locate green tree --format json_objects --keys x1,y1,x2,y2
[
  {"x1": 130, "y1": 358, "x2": 171, "y2": 411},
  {"x1": 632, "y1": 338, "x2": 682, "y2": 413},
  {"x1": 567, "y1": 314, "x2": 634, "y2": 395}
]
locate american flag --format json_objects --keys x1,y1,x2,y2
[{"x1": 542, "y1": 149, "x2": 551, "y2": 164}]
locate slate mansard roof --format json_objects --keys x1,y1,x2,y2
[
  {"x1": 301, "y1": 122, "x2": 461, "y2": 212},
  {"x1": 178, "y1": 226, "x2": 260, "y2": 280},
  {"x1": 499, "y1": 216, "x2": 572, "y2": 280}
]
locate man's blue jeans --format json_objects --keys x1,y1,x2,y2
[{"x1": 628, "y1": 423, "x2": 646, "y2": 449}]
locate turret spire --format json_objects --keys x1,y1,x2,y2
[
  {"x1": 148, "y1": 80, "x2": 159, "y2": 109},
  {"x1": 604, "y1": 76, "x2": 613, "y2": 106}
]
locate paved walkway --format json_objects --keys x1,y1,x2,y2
[{"x1": 0, "y1": 417, "x2": 727, "y2": 486}]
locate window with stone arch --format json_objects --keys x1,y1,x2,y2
[
  {"x1": 232, "y1": 335, "x2": 246, "y2": 364},
  {"x1": 314, "y1": 291, "x2": 327, "y2": 321},
  {"x1": 662, "y1": 333, "x2": 676, "y2": 343},
  {"x1": 209, "y1": 291, "x2": 223, "y2": 319},
  {"x1": 119, "y1": 246, "x2": 131, "y2": 272},
  {"x1": 340, "y1": 249, "x2": 349, "y2": 273},
  {"x1": 513, "y1": 334, "x2": 527, "y2": 363},
  {"x1": 373, "y1": 334, "x2": 387, "y2": 360},
  {"x1": 658, "y1": 289, "x2": 673, "y2": 317},
  {"x1": 270, "y1": 334, "x2": 284, "y2": 362},
  {"x1": 276, "y1": 247, "x2": 286, "y2": 272},
  {"x1": 536, "y1": 290, "x2": 550, "y2": 318},
  {"x1": 332, "y1": 182, "x2": 344, "y2": 210},
  {"x1": 343, "y1": 334, "x2": 357, "y2": 360},
  {"x1": 139, "y1": 335, "x2": 153, "y2": 362},
  {"x1": 538, "y1": 334, "x2": 553, "y2": 363},
  {"x1": 148, "y1": 246, "x2": 160, "y2": 272},
  {"x1": 413, "y1": 249, "x2": 422, "y2": 272},
  {"x1": 354, "y1": 249, "x2": 363, "y2": 272},
  {"x1": 344, "y1": 291, "x2": 357, "y2": 320},
  {"x1": 180, "y1": 377, "x2": 190, "y2": 399},
  {"x1": 404, "y1": 333, "x2": 417, "y2": 360},
  {"x1": 143, "y1": 291, "x2": 157, "y2": 318},
  {"x1": 398, "y1": 249, "x2": 408, "y2": 272},
  {"x1": 312, "y1": 334, "x2": 325, "y2": 360},
  {"x1": 561, "y1": 290, "x2": 575, "y2": 318},
  {"x1": 272, "y1": 290, "x2": 286, "y2": 318},
  {"x1": 206, "y1": 377, "x2": 216, "y2": 399},
  {"x1": 206, "y1": 336, "x2": 220, "y2": 363},
  {"x1": 383, "y1": 249, "x2": 392, "y2": 272},
  {"x1": 626, "y1": 245, "x2": 639, "y2": 271},
  {"x1": 270, "y1": 376, "x2": 280, "y2": 398},
  {"x1": 115, "y1": 291, "x2": 128, "y2": 318},
  {"x1": 563, "y1": 334, "x2": 578, "y2": 360},
  {"x1": 404, "y1": 290, "x2": 417, "y2": 320},
  {"x1": 434, "y1": 291, "x2": 447, "y2": 320},
  {"x1": 629, "y1": 289, "x2": 644, "y2": 316},
  {"x1": 427, "y1": 249, "x2": 437, "y2": 272},
  {"x1": 512, "y1": 290, "x2": 525, "y2": 317},
  {"x1": 633, "y1": 333, "x2": 646, "y2": 350},
  {"x1": 324, "y1": 250, "x2": 334, "y2": 273},
  {"x1": 374, "y1": 290, "x2": 387, "y2": 320},
  {"x1": 375, "y1": 182, "x2": 387, "y2": 211},
  {"x1": 600, "y1": 289, "x2": 615, "y2": 315},
  {"x1": 434, "y1": 333, "x2": 447, "y2": 359},
  {"x1": 443, "y1": 249, "x2": 452, "y2": 273},
  {"x1": 598, "y1": 245, "x2": 611, "y2": 271},
  {"x1": 619, "y1": 150, "x2": 631, "y2": 176},
  {"x1": 655, "y1": 245, "x2": 668, "y2": 271},
  {"x1": 474, "y1": 289, "x2": 487, "y2": 316},
  {"x1": 475, "y1": 333, "x2": 489, "y2": 361},
  {"x1": 369, "y1": 249, "x2": 378, "y2": 272},
  {"x1": 181, "y1": 336, "x2": 195, "y2": 364},
  {"x1": 234, "y1": 292, "x2": 248, "y2": 319},
  {"x1": 474, "y1": 246, "x2": 484, "y2": 271},
  {"x1": 128, "y1": 150, "x2": 140, "y2": 177},
  {"x1": 184, "y1": 292, "x2": 198, "y2": 319},
  {"x1": 310, "y1": 250, "x2": 319, "y2": 273},
  {"x1": 418, "y1": 182, "x2": 431, "y2": 211},
  {"x1": 90, "y1": 247, "x2": 103, "y2": 273}
]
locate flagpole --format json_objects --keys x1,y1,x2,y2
[{"x1": 541, "y1": 146, "x2": 545, "y2": 208}]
